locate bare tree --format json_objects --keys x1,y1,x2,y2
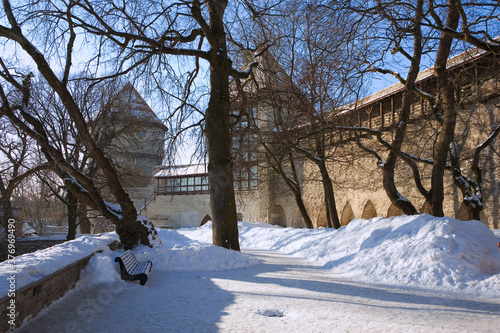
[
  {"x1": 265, "y1": 147, "x2": 315, "y2": 229},
  {"x1": 14, "y1": 173, "x2": 66, "y2": 236},
  {"x1": 0, "y1": 118, "x2": 49, "y2": 237},
  {"x1": 423, "y1": 0, "x2": 500, "y2": 53},
  {"x1": 427, "y1": 0, "x2": 500, "y2": 219},
  {"x1": 19, "y1": 78, "x2": 154, "y2": 240},
  {"x1": 36, "y1": 0, "x2": 285, "y2": 249},
  {"x1": 252, "y1": 1, "x2": 364, "y2": 228},
  {"x1": 446, "y1": 56, "x2": 500, "y2": 221},
  {"x1": 335, "y1": 0, "x2": 432, "y2": 215},
  {"x1": 336, "y1": 0, "x2": 498, "y2": 220},
  {"x1": 251, "y1": 91, "x2": 315, "y2": 229},
  {"x1": 0, "y1": 2, "x2": 159, "y2": 249}
]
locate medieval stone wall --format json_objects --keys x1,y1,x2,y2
[
  {"x1": 142, "y1": 193, "x2": 212, "y2": 229},
  {"x1": 136, "y1": 53, "x2": 499, "y2": 230},
  {"x1": 293, "y1": 95, "x2": 500, "y2": 229}
]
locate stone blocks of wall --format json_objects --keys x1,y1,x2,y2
[
  {"x1": 142, "y1": 193, "x2": 212, "y2": 228},
  {"x1": 143, "y1": 191, "x2": 265, "y2": 228},
  {"x1": 298, "y1": 95, "x2": 500, "y2": 228},
  {"x1": 235, "y1": 191, "x2": 261, "y2": 223}
]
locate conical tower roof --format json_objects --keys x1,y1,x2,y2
[{"x1": 115, "y1": 82, "x2": 167, "y2": 130}]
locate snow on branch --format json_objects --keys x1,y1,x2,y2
[
  {"x1": 232, "y1": 61, "x2": 259, "y2": 79},
  {"x1": 105, "y1": 201, "x2": 124, "y2": 220},
  {"x1": 63, "y1": 174, "x2": 89, "y2": 194}
]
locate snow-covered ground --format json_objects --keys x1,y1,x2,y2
[
  {"x1": 8, "y1": 214, "x2": 500, "y2": 332},
  {"x1": 184, "y1": 215, "x2": 500, "y2": 295}
]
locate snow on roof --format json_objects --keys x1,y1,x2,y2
[
  {"x1": 115, "y1": 82, "x2": 167, "y2": 129},
  {"x1": 154, "y1": 164, "x2": 208, "y2": 178}
]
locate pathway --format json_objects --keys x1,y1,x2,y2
[{"x1": 15, "y1": 249, "x2": 500, "y2": 332}]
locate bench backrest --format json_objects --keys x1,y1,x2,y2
[{"x1": 119, "y1": 250, "x2": 138, "y2": 272}]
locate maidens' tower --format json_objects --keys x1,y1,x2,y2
[
  {"x1": 109, "y1": 82, "x2": 166, "y2": 187},
  {"x1": 94, "y1": 82, "x2": 167, "y2": 213}
]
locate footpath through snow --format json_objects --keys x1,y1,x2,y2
[
  {"x1": 7, "y1": 214, "x2": 500, "y2": 332},
  {"x1": 185, "y1": 215, "x2": 500, "y2": 295}
]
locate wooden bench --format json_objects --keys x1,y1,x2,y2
[{"x1": 114, "y1": 250, "x2": 153, "y2": 286}]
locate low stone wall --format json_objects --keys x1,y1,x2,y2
[{"x1": 0, "y1": 240, "x2": 120, "y2": 332}]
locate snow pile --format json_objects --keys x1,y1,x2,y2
[
  {"x1": 0, "y1": 233, "x2": 120, "y2": 294},
  {"x1": 77, "y1": 247, "x2": 123, "y2": 286},
  {"x1": 138, "y1": 228, "x2": 258, "y2": 272},
  {"x1": 182, "y1": 214, "x2": 500, "y2": 294},
  {"x1": 0, "y1": 225, "x2": 258, "y2": 296},
  {"x1": 75, "y1": 228, "x2": 258, "y2": 288},
  {"x1": 3, "y1": 214, "x2": 499, "y2": 298}
]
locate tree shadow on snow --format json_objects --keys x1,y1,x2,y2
[
  {"x1": 15, "y1": 248, "x2": 500, "y2": 333},
  {"x1": 211, "y1": 249, "x2": 500, "y2": 317},
  {"x1": 15, "y1": 270, "x2": 234, "y2": 333}
]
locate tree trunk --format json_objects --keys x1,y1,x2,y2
[
  {"x1": 382, "y1": 90, "x2": 419, "y2": 215},
  {"x1": 318, "y1": 162, "x2": 341, "y2": 229},
  {"x1": 277, "y1": 153, "x2": 314, "y2": 229},
  {"x1": 206, "y1": 0, "x2": 240, "y2": 250},
  {"x1": 381, "y1": 4, "x2": 423, "y2": 216},
  {"x1": 66, "y1": 190, "x2": 78, "y2": 240},
  {"x1": 0, "y1": 4, "x2": 156, "y2": 249},
  {"x1": 430, "y1": 2, "x2": 460, "y2": 217},
  {"x1": 1, "y1": 201, "x2": 14, "y2": 237},
  {"x1": 289, "y1": 155, "x2": 314, "y2": 229},
  {"x1": 0, "y1": 181, "x2": 14, "y2": 235},
  {"x1": 79, "y1": 208, "x2": 92, "y2": 234},
  {"x1": 293, "y1": 192, "x2": 314, "y2": 229}
]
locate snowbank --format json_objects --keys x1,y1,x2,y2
[
  {"x1": 182, "y1": 215, "x2": 500, "y2": 295},
  {"x1": 3, "y1": 214, "x2": 500, "y2": 298},
  {"x1": 0, "y1": 233, "x2": 119, "y2": 295},
  {"x1": 1, "y1": 227, "x2": 259, "y2": 295},
  {"x1": 67, "y1": 228, "x2": 258, "y2": 289}
]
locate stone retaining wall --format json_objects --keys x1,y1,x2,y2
[{"x1": 0, "y1": 241, "x2": 120, "y2": 332}]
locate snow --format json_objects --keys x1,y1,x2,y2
[
  {"x1": 182, "y1": 215, "x2": 500, "y2": 294},
  {"x1": 0, "y1": 233, "x2": 119, "y2": 294},
  {"x1": 104, "y1": 201, "x2": 124, "y2": 220},
  {"x1": 8, "y1": 215, "x2": 500, "y2": 332},
  {"x1": 63, "y1": 174, "x2": 89, "y2": 193},
  {"x1": 138, "y1": 215, "x2": 163, "y2": 247},
  {"x1": 154, "y1": 164, "x2": 208, "y2": 177}
]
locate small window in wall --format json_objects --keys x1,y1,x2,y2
[
  {"x1": 141, "y1": 130, "x2": 146, "y2": 138},
  {"x1": 234, "y1": 165, "x2": 258, "y2": 191}
]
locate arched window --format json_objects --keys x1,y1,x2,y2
[
  {"x1": 316, "y1": 206, "x2": 328, "y2": 228},
  {"x1": 387, "y1": 203, "x2": 403, "y2": 217}
]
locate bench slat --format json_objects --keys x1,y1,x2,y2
[{"x1": 114, "y1": 250, "x2": 152, "y2": 286}]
